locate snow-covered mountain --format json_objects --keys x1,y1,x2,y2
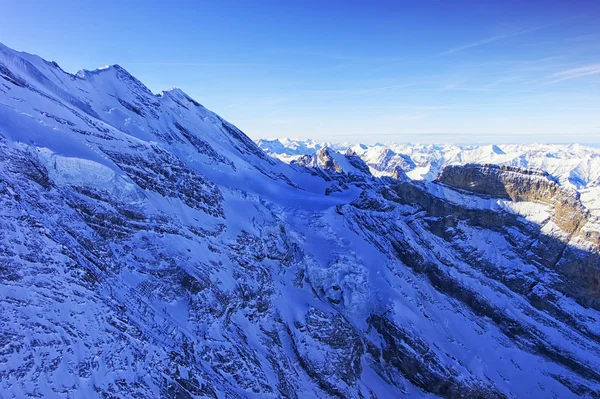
[
  {"x1": 1, "y1": 42, "x2": 600, "y2": 398},
  {"x1": 256, "y1": 138, "x2": 351, "y2": 163},
  {"x1": 259, "y1": 139, "x2": 600, "y2": 183}
]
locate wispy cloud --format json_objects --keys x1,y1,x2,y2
[
  {"x1": 268, "y1": 49, "x2": 410, "y2": 64},
  {"x1": 548, "y1": 64, "x2": 600, "y2": 83},
  {"x1": 301, "y1": 82, "x2": 431, "y2": 95},
  {"x1": 226, "y1": 96, "x2": 288, "y2": 108},
  {"x1": 523, "y1": 32, "x2": 600, "y2": 47},
  {"x1": 439, "y1": 34, "x2": 508, "y2": 56},
  {"x1": 438, "y1": 21, "x2": 563, "y2": 56},
  {"x1": 130, "y1": 62, "x2": 275, "y2": 67},
  {"x1": 441, "y1": 76, "x2": 519, "y2": 91}
]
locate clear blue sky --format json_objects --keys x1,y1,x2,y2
[{"x1": 1, "y1": 0, "x2": 599, "y2": 144}]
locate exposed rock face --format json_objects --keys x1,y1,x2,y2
[
  {"x1": 292, "y1": 147, "x2": 375, "y2": 194},
  {"x1": 345, "y1": 148, "x2": 372, "y2": 176},
  {"x1": 370, "y1": 147, "x2": 416, "y2": 175},
  {"x1": 435, "y1": 164, "x2": 600, "y2": 309},
  {"x1": 387, "y1": 179, "x2": 600, "y2": 309},
  {"x1": 1, "y1": 42, "x2": 600, "y2": 399},
  {"x1": 437, "y1": 163, "x2": 564, "y2": 202},
  {"x1": 102, "y1": 145, "x2": 224, "y2": 217},
  {"x1": 437, "y1": 163, "x2": 598, "y2": 246},
  {"x1": 392, "y1": 165, "x2": 410, "y2": 182},
  {"x1": 316, "y1": 148, "x2": 344, "y2": 173},
  {"x1": 343, "y1": 183, "x2": 600, "y2": 398}
]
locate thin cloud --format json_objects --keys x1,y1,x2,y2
[
  {"x1": 523, "y1": 32, "x2": 600, "y2": 47},
  {"x1": 439, "y1": 34, "x2": 507, "y2": 56},
  {"x1": 438, "y1": 21, "x2": 563, "y2": 56},
  {"x1": 226, "y1": 96, "x2": 288, "y2": 108},
  {"x1": 268, "y1": 49, "x2": 410, "y2": 64},
  {"x1": 302, "y1": 82, "x2": 430, "y2": 95},
  {"x1": 440, "y1": 77, "x2": 518, "y2": 92},
  {"x1": 130, "y1": 61, "x2": 275, "y2": 67},
  {"x1": 548, "y1": 64, "x2": 600, "y2": 83}
]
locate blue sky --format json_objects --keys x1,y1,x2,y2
[{"x1": 1, "y1": 0, "x2": 599, "y2": 144}]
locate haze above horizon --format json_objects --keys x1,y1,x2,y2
[{"x1": 1, "y1": 0, "x2": 599, "y2": 144}]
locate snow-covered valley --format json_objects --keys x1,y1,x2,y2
[{"x1": 1, "y1": 42, "x2": 600, "y2": 398}]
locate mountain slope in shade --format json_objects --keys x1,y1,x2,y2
[{"x1": 1, "y1": 43, "x2": 600, "y2": 398}]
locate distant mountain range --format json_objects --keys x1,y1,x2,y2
[
  {"x1": 257, "y1": 138, "x2": 600, "y2": 187},
  {"x1": 258, "y1": 138, "x2": 600, "y2": 215}
]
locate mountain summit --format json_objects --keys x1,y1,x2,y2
[{"x1": 1, "y1": 43, "x2": 599, "y2": 398}]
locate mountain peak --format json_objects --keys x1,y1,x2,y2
[
  {"x1": 159, "y1": 87, "x2": 202, "y2": 107},
  {"x1": 75, "y1": 64, "x2": 117, "y2": 78}
]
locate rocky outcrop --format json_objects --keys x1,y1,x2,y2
[
  {"x1": 316, "y1": 148, "x2": 343, "y2": 173},
  {"x1": 293, "y1": 148, "x2": 375, "y2": 194},
  {"x1": 392, "y1": 165, "x2": 410, "y2": 182},
  {"x1": 437, "y1": 164, "x2": 563, "y2": 202},
  {"x1": 384, "y1": 179, "x2": 600, "y2": 310},
  {"x1": 342, "y1": 185, "x2": 600, "y2": 396},
  {"x1": 437, "y1": 164, "x2": 596, "y2": 242},
  {"x1": 371, "y1": 148, "x2": 416, "y2": 174}
]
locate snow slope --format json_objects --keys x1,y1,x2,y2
[{"x1": 1, "y1": 43, "x2": 600, "y2": 398}]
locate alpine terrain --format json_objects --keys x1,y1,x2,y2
[{"x1": 1, "y1": 42, "x2": 600, "y2": 398}]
